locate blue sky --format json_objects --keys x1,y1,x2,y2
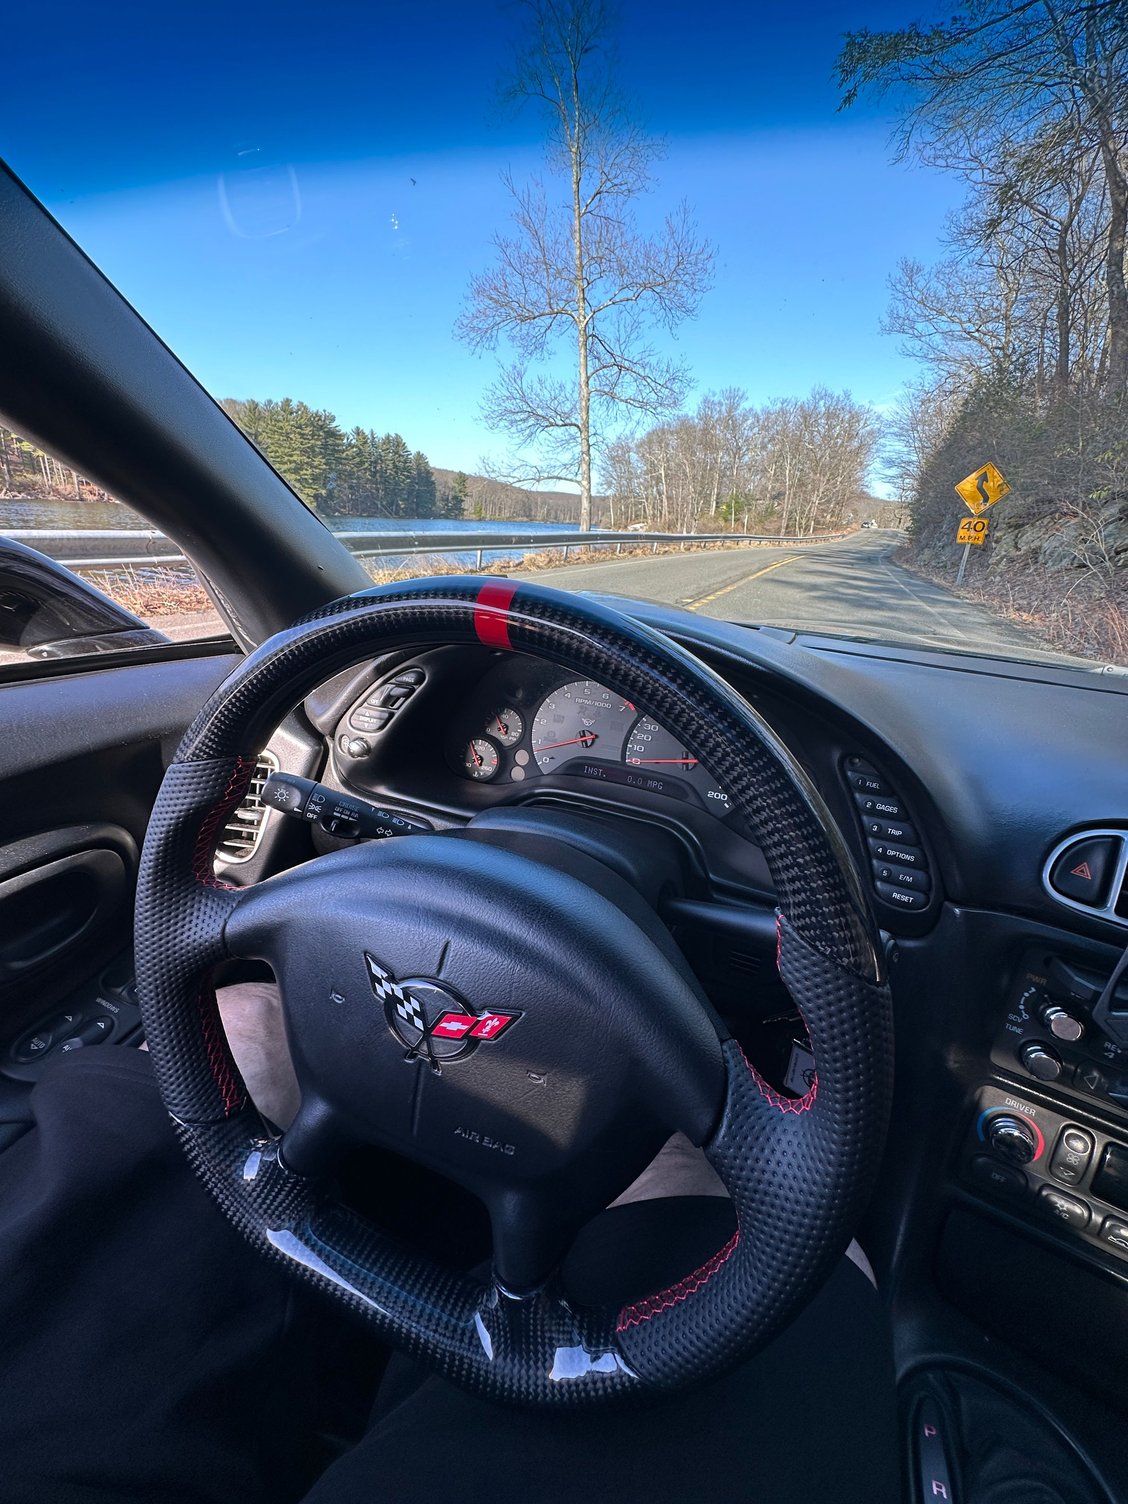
[{"x1": 2, "y1": 1, "x2": 957, "y2": 487}]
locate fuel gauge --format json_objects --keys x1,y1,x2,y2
[{"x1": 464, "y1": 737, "x2": 501, "y2": 781}]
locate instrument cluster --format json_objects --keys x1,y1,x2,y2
[{"x1": 454, "y1": 673, "x2": 735, "y2": 820}]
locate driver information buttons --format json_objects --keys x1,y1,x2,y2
[{"x1": 843, "y1": 755, "x2": 934, "y2": 915}]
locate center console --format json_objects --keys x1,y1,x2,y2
[{"x1": 958, "y1": 932, "x2": 1128, "y2": 1273}]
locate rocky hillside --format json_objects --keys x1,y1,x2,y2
[{"x1": 905, "y1": 384, "x2": 1128, "y2": 666}]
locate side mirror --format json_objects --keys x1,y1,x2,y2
[{"x1": 0, "y1": 536, "x2": 169, "y2": 661}]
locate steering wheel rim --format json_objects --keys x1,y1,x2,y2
[{"x1": 135, "y1": 577, "x2": 893, "y2": 1408}]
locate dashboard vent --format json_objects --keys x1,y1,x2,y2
[{"x1": 214, "y1": 752, "x2": 278, "y2": 866}]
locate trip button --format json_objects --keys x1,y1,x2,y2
[
  {"x1": 1038, "y1": 1186, "x2": 1091, "y2": 1230},
  {"x1": 1049, "y1": 1126, "x2": 1093, "y2": 1186},
  {"x1": 1049, "y1": 837, "x2": 1117, "y2": 906},
  {"x1": 873, "y1": 880, "x2": 928, "y2": 911},
  {"x1": 863, "y1": 817, "x2": 918, "y2": 845}
]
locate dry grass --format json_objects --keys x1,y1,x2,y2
[
  {"x1": 899, "y1": 549, "x2": 1128, "y2": 667},
  {"x1": 91, "y1": 566, "x2": 214, "y2": 619}
]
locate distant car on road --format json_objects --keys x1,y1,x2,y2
[{"x1": 861, "y1": 519, "x2": 877, "y2": 528}]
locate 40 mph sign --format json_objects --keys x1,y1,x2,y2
[{"x1": 956, "y1": 516, "x2": 989, "y2": 546}]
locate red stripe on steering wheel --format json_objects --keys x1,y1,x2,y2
[{"x1": 474, "y1": 580, "x2": 519, "y2": 650}]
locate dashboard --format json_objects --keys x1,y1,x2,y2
[
  {"x1": 258, "y1": 607, "x2": 1128, "y2": 947},
  {"x1": 299, "y1": 643, "x2": 773, "y2": 895},
  {"x1": 235, "y1": 598, "x2": 1128, "y2": 1413}
]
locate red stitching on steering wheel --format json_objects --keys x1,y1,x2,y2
[
  {"x1": 191, "y1": 756, "x2": 254, "y2": 892},
  {"x1": 615, "y1": 1228, "x2": 741, "y2": 1332},
  {"x1": 196, "y1": 978, "x2": 245, "y2": 1118},
  {"x1": 738, "y1": 1041, "x2": 817, "y2": 1115}
]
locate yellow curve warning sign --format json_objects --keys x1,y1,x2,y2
[
  {"x1": 955, "y1": 462, "x2": 1010, "y2": 516},
  {"x1": 956, "y1": 516, "x2": 989, "y2": 546}
]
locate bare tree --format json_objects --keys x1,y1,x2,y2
[
  {"x1": 456, "y1": 0, "x2": 713, "y2": 530},
  {"x1": 838, "y1": 0, "x2": 1128, "y2": 390},
  {"x1": 606, "y1": 389, "x2": 880, "y2": 536}
]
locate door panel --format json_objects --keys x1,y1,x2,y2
[{"x1": 0, "y1": 650, "x2": 239, "y2": 1056}]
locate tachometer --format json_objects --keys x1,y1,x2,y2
[
  {"x1": 530, "y1": 680, "x2": 635, "y2": 772},
  {"x1": 624, "y1": 717, "x2": 732, "y2": 812}
]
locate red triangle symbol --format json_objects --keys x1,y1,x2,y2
[{"x1": 1070, "y1": 861, "x2": 1093, "y2": 881}]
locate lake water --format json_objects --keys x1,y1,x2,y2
[{"x1": 0, "y1": 500, "x2": 587, "y2": 573}]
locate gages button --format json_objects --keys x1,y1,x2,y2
[{"x1": 855, "y1": 793, "x2": 904, "y2": 820}]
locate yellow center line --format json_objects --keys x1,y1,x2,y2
[{"x1": 684, "y1": 554, "x2": 802, "y2": 610}]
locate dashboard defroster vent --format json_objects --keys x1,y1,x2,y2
[{"x1": 214, "y1": 752, "x2": 279, "y2": 866}]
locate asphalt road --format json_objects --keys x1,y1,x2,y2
[{"x1": 518, "y1": 529, "x2": 1068, "y2": 664}]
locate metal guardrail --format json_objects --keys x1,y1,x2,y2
[{"x1": 5, "y1": 525, "x2": 853, "y2": 574}]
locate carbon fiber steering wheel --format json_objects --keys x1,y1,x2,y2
[{"x1": 135, "y1": 578, "x2": 893, "y2": 1408}]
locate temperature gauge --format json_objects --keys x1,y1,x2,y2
[{"x1": 464, "y1": 738, "x2": 501, "y2": 781}]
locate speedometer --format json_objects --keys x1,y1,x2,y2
[
  {"x1": 530, "y1": 680, "x2": 635, "y2": 772},
  {"x1": 624, "y1": 717, "x2": 732, "y2": 813}
]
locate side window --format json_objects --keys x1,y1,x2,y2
[{"x1": 0, "y1": 424, "x2": 227, "y2": 669}]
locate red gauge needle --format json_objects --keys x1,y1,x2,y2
[
  {"x1": 495, "y1": 718, "x2": 508, "y2": 735},
  {"x1": 536, "y1": 733, "x2": 598, "y2": 751},
  {"x1": 628, "y1": 758, "x2": 699, "y2": 766},
  {"x1": 470, "y1": 745, "x2": 482, "y2": 767}
]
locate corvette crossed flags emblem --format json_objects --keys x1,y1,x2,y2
[{"x1": 364, "y1": 952, "x2": 521, "y2": 1072}]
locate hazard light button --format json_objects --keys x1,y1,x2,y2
[{"x1": 1049, "y1": 837, "x2": 1117, "y2": 905}]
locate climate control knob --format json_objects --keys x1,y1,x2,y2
[
  {"x1": 1020, "y1": 1042, "x2": 1063, "y2": 1082},
  {"x1": 986, "y1": 1113, "x2": 1039, "y2": 1165},
  {"x1": 1040, "y1": 1005, "x2": 1084, "y2": 1043}
]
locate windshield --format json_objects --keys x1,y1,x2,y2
[{"x1": 2, "y1": 1, "x2": 1126, "y2": 671}]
